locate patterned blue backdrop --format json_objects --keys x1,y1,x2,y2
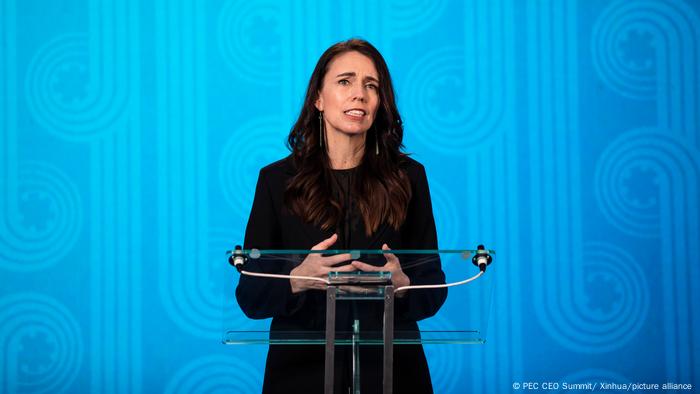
[{"x1": 1, "y1": 0, "x2": 699, "y2": 392}]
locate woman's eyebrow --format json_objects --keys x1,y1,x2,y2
[{"x1": 335, "y1": 71, "x2": 379, "y2": 83}]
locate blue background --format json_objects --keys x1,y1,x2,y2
[{"x1": 1, "y1": 0, "x2": 699, "y2": 392}]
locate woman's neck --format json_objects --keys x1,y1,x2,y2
[{"x1": 326, "y1": 131, "x2": 366, "y2": 169}]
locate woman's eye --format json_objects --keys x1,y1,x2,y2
[
  {"x1": 366, "y1": 84, "x2": 378, "y2": 90},
  {"x1": 338, "y1": 79, "x2": 349, "y2": 85}
]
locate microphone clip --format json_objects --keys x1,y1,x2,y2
[
  {"x1": 471, "y1": 244, "x2": 492, "y2": 272},
  {"x1": 228, "y1": 245, "x2": 247, "y2": 273}
]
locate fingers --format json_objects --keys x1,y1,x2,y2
[
  {"x1": 351, "y1": 260, "x2": 383, "y2": 272},
  {"x1": 322, "y1": 253, "x2": 353, "y2": 266},
  {"x1": 328, "y1": 264, "x2": 356, "y2": 272},
  {"x1": 311, "y1": 233, "x2": 338, "y2": 251},
  {"x1": 310, "y1": 282, "x2": 328, "y2": 290},
  {"x1": 382, "y1": 243, "x2": 399, "y2": 265}
]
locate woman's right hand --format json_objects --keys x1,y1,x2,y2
[{"x1": 289, "y1": 233, "x2": 355, "y2": 293}]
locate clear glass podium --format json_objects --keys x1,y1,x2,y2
[{"x1": 222, "y1": 248, "x2": 496, "y2": 394}]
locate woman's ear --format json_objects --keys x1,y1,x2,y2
[{"x1": 314, "y1": 92, "x2": 323, "y2": 111}]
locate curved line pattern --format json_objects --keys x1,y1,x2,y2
[
  {"x1": 163, "y1": 355, "x2": 263, "y2": 394},
  {"x1": 387, "y1": 0, "x2": 448, "y2": 38},
  {"x1": 536, "y1": 241, "x2": 649, "y2": 353},
  {"x1": 217, "y1": 0, "x2": 282, "y2": 86},
  {"x1": 594, "y1": 128, "x2": 699, "y2": 237},
  {"x1": 404, "y1": 45, "x2": 505, "y2": 153},
  {"x1": 24, "y1": 33, "x2": 128, "y2": 141},
  {"x1": 0, "y1": 161, "x2": 83, "y2": 272},
  {"x1": 539, "y1": 129, "x2": 699, "y2": 353},
  {"x1": 218, "y1": 117, "x2": 289, "y2": 220},
  {"x1": 160, "y1": 251, "x2": 226, "y2": 338},
  {"x1": 155, "y1": 0, "x2": 225, "y2": 340},
  {"x1": 594, "y1": 148, "x2": 660, "y2": 237},
  {"x1": 160, "y1": 227, "x2": 262, "y2": 339},
  {"x1": 0, "y1": 293, "x2": 83, "y2": 393},
  {"x1": 591, "y1": 0, "x2": 700, "y2": 101}
]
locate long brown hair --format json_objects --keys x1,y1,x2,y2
[{"x1": 284, "y1": 38, "x2": 412, "y2": 237}]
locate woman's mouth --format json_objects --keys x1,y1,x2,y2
[{"x1": 343, "y1": 109, "x2": 366, "y2": 120}]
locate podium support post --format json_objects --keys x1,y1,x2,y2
[
  {"x1": 324, "y1": 287, "x2": 337, "y2": 393},
  {"x1": 383, "y1": 285, "x2": 394, "y2": 394},
  {"x1": 324, "y1": 284, "x2": 394, "y2": 394}
]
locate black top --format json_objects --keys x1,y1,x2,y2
[
  {"x1": 329, "y1": 167, "x2": 359, "y2": 249},
  {"x1": 236, "y1": 155, "x2": 446, "y2": 394}
]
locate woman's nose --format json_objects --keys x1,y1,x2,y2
[
  {"x1": 350, "y1": 84, "x2": 367, "y2": 102},
  {"x1": 351, "y1": 89, "x2": 366, "y2": 102}
]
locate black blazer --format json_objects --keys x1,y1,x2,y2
[{"x1": 236, "y1": 155, "x2": 447, "y2": 394}]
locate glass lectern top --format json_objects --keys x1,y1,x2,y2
[
  {"x1": 229, "y1": 248, "x2": 496, "y2": 256},
  {"x1": 222, "y1": 248, "x2": 496, "y2": 345}
]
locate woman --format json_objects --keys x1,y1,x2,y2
[{"x1": 236, "y1": 38, "x2": 447, "y2": 394}]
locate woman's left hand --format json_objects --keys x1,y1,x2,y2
[{"x1": 351, "y1": 244, "x2": 410, "y2": 294}]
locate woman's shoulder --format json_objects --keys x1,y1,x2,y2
[
  {"x1": 399, "y1": 154, "x2": 423, "y2": 169},
  {"x1": 259, "y1": 155, "x2": 296, "y2": 178},
  {"x1": 399, "y1": 154, "x2": 427, "y2": 180}
]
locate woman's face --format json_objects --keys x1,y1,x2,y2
[{"x1": 315, "y1": 51, "x2": 380, "y2": 138}]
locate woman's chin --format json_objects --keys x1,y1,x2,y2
[{"x1": 336, "y1": 126, "x2": 370, "y2": 136}]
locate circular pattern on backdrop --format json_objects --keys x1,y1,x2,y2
[
  {"x1": 569, "y1": 241, "x2": 649, "y2": 353},
  {"x1": 217, "y1": 0, "x2": 282, "y2": 86},
  {"x1": 591, "y1": 0, "x2": 698, "y2": 100},
  {"x1": 0, "y1": 293, "x2": 83, "y2": 393},
  {"x1": 418, "y1": 315, "x2": 462, "y2": 394},
  {"x1": 160, "y1": 226, "x2": 260, "y2": 339},
  {"x1": 164, "y1": 355, "x2": 262, "y2": 394},
  {"x1": 404, "y1": 47, "x2": 500, "y2": 153},
  {"x1": 594, "y1": 128, "x2": 698, "y2": 237},
  {"x1": 0, "y1": 161, "x2": 82, "y2": 272},
  {"x1": 218, "y1": 117, "x2": 289, "y2": 220},
  {"x1": 388, "y1": 0, "x2": 448, "y2": 37},
  {"x1": 594, "y1": 153, "x2": 659, "y2": 237},
  {"x1": 24, "y1": 33, "x2": 126, "y2": 141}
]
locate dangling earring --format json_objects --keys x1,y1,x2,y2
[
  {"x1": 375, "y1": 131, "x2": 379, "y2": 155},
  {"x1": 319, "y1": 112, "x2": 324, "y2": 148}
]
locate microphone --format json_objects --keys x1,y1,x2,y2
[
  {"x1": 471, "y1": 245, "x2": 492, "y2": 272},
  {"x1": 228, "y1": 245, "x2": 246, "y2": 272}
]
